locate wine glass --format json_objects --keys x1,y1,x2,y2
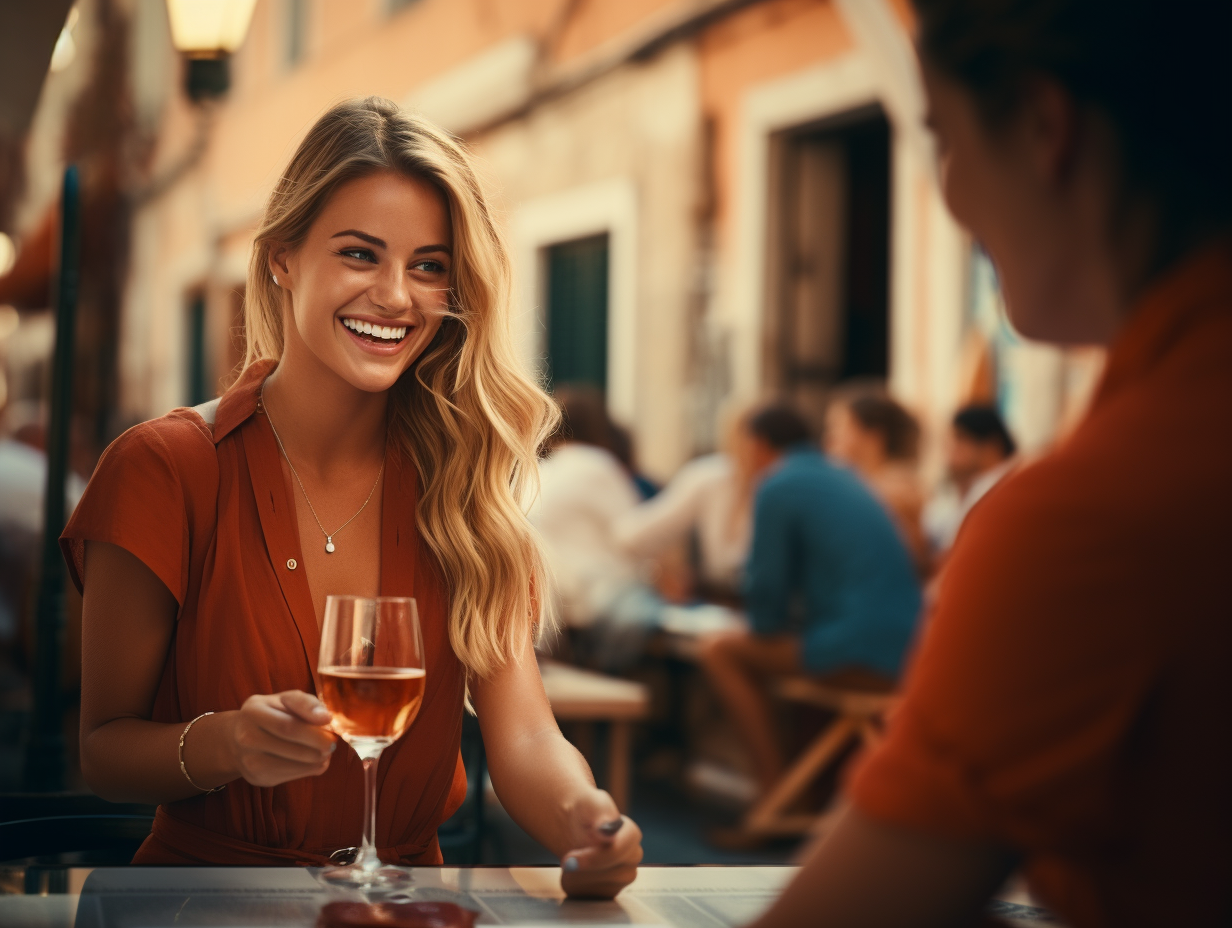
[{"x1": 318, "y1": 595, "x2": 426, "y2": 890}]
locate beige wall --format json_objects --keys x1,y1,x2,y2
[
  {"x1": 112, "y1": 0, "x2": 1095, "y2": 482},
  {"x1": 477, "y1": 44, "x2": 701, "y2": 480}
]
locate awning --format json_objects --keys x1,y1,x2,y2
[{"x1": 0, "y1": 207, "x2": 54, "y2": 309}]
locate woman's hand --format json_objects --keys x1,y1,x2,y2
[
  {"x1": 470, "y1": 641, "x2": 641, "y2": 898},
  {"x1": 223, "y1": 690, "x2": 337, "y2": 788},
  {"x1": 559, "y1": 788, "x2": 643, "y2": 899}
]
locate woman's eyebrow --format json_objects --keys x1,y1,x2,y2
[
  {"x1": 331, "y1": 229, "x2": 386, "y2": 248},
  {"x1": 414, "y1": 243, "x2": 451, "y2": 255}
]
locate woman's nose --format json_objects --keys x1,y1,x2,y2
[{"x1": 370, "y1": 266, "x2": 413, "y2": 313}]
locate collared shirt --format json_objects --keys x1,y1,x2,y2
[
  {"x1": 529, "y1": 442, "x2": 643, "y2": 626},
  {"x1": 744, "y1": 446, "x2": 922, "y2": 677},
  {"x1": 850, "y1": 244, "x2": 1232, "y2": 928},
  {"x1": 62, "y1": 360, "x2": 467, "y2": 865}
]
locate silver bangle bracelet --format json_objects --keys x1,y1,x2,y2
[{"x1": 178, "y1": 711, "x2": 226, "y2": 794}]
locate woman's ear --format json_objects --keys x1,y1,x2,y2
[{"x1": 268, "y1": 244, "x2": 292, "y2": 287}]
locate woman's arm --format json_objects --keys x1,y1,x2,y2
[
  {"x1": 80, "y1": 541, "x2": 337, "y2": 803},
  {"x1": 750, "y1": 804, "x2": 1016, "y2": 928},
  {"x1": 471, "y1": 641, "x2": 643, "y2": 898}
]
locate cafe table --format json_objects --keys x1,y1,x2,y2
[{"x1": 0, "y1": 864, "x2": 1060, "y2": 927}]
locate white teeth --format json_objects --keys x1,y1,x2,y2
[{"x1": 342, "y1": 318, "x2": 407, "y2": 342}]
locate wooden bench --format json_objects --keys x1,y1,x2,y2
[{"x1": 539, "y1": 660, "x2": 650, "y2": 812}]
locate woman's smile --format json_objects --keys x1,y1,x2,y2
[{"x1": 339, "y1": 314, "x2": 413, "y2": 354}]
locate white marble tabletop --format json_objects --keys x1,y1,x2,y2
[{"x1": 0, "y1": 865, "x2": 1060, "y2": 927}]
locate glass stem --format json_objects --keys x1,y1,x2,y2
[{"x1": 356, "y1": 752, "x2": 382, "y2": 872}]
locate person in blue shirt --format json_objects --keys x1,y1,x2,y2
[{"x1": 699, "y1": 403, "x2": 922, "y2": 796}]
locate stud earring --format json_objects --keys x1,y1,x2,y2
[{"x1": 271, "y1": 273, "x2": 279, "y2": 285}]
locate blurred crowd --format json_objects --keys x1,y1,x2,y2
[{"x1": 531, "y1": 383, "x2": 1018, "y2": 805}]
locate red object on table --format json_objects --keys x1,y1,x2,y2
[{"x1": 316, "y1": 901, "x2": 479, "y2": 928}]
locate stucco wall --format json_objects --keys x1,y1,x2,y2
[{"x1": 476, "y1": 44, "x2": 702, "y2": 480}]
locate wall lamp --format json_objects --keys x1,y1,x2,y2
[{"x1": 165, "y1": 0, "x2": 257, "y2": 101}]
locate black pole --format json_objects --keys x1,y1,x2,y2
[{"x1": 24, "y1": 165, "x2": 81, "y2": 791}]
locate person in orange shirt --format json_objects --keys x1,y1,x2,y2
[
  {"x1": 750, "y1": 1, "x2": 1231, "y2": 926},
  {"x1": 64, "y1": 98, "x2": 642, "y2": 895}
]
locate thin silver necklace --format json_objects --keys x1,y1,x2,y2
[{"x1": 260, "y1": 389, "x2": 383, "y2": 554}]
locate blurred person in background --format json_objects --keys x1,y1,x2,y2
[
  {"x1": 922, "y1": 404, "x2": 1018, "y2": 556},
  {"x1": 64, "y1": 99, "x2": 641, "y2": 894},
  {"x1": 531, "y1": 387, "x2": 664, "y2": 668},
  {"x1": 0, "y1": 415, "x2": 88, "y2": 538},
  {"x1": 0, "y1": 411, "x2": 87, "y2": 660},
  {"x1": 614, "y1": 410, "x2": 755, "y2": 605},
  {"x1": 751, "y1": 1, "x2": 1232, "y2": 926},
  {"x1": 824, "y1": 385, "x2": 930, "y2": 573},
  {"x1": 607, "y1": 422, "x2": 659, "y2": 501},
  {"x1": 699, "y1": 404, "x2": 921, "y2": 797}
]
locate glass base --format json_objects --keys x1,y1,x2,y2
[{"x1": 317, "y1": 863, "x2": 412, "y2": 891}]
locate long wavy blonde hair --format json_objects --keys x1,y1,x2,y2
[{"x1": 243, "y1": 97, "x2": 558, "y2": 678}]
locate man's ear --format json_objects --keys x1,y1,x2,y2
[{"x1": 1021, "y1": 76, "x2": 1081, "y2": 187}]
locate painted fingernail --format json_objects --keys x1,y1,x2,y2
[
  {"x1": 598, "y1": 818, "x2": 623, "y2": 837},
  {"x1": 563, "y1": 857, "x2": 579, "y2": 872}
]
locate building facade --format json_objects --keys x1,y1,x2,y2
[{"x1": 10, "y1": 0, "x2": 1103, "y2": 480}]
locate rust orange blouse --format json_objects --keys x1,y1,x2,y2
[{"x1": 61, "y1": 361, "x2": 468, "y2": 865}]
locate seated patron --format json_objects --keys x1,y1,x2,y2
[
  {"x1": 922, "y1": 404, "x2": 1018, "y2": 556},
  {"x1": 700, "y1": 405, "x2": 921, "y2": 795},
  {"x1": 751, "y1": 0, "x2": 1231, "y2": 925},
  {"x1": 531, "y1": 388, "x2": 664, "y2": 669},
  {"x1": 615, "y1": 413, "x2": 755, "y2": 604},
  {"x1": 824, "y1": 386, "x2": 930, "y2": 573}
]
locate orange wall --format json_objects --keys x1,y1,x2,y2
[
  {"x1": 698, "y1": 0, "x2": 854, "y2": 252},
  {"x1": 888, "y1": 0, "x2": 917, "y2": 34},
  {"x1": 554, "y1": 0, "x2": 680, "y2": 62},
  {"x1": 198, "y1": 0, "x2": 713, "y2": 221},
  {"x1": 209, "y1": 0, "x2": 563, "y2": 217},
  {"x1": 182, "y1": 0, "x2": 862, "y2": 230}
]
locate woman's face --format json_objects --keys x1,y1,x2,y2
[
  {"x1": 272, "y1": 170, "x2": 453, "y2": 393},
  {"x1": 824, "y1": 403, "x2": 879, "y2": 470},
  {"x1": 922, "y1": 63, "x2": 1122, "y2": 344}
]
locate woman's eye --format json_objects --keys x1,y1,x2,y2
[
  {"x1": 339, "y1": 247, "x2": 377, "y2": 263},
  {"x1": 413, "y1": 260, "x2": 447, "y2": 274}
]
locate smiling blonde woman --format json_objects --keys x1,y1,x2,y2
[{"x1": 62, "y1": 97, "x2": 642, "y2": 895}]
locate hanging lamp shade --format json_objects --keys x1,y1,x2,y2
[{"x1": 165, "y1": 0, "x2": 257, "y2": 57}]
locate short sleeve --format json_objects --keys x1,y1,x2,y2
[
  {"x1": 848, "y1": 462, "x2": 1162, "y2": 851},
  {"x1": 60, "y1": 414, "x2": 213, "y2": 607}
]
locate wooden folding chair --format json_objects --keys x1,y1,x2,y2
[{"x1": 742, "y1": 677, "x2": 897, "y2": 836}]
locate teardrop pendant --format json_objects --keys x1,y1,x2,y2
[{"x1": 325, "y1": 537, "x2": 336, "y2": 554}]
